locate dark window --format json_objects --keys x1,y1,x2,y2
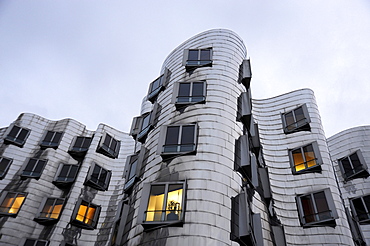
[
  {"x1": 184, "y1": 48, "x2": 212, "y2": 69},
  {"x1": 282, "y1": 104, "x2": 311, "y2": 134},
  {"x1": 0, "y1": 156, "x2": 12, "y2": 179},
  {"x1": 238, "y1": 59, "x2": 252, "y2": 89},
  {"x1": 234, "y1": 135, "x2": 258, "y2": 187},
  {"x1": 350, "y1": 195, "x2": 370, "y2": 224},
  {"x1": 21, "y1": 158, "x2": 47, "y2": 179},
  {"x1": 0, "y1": 191, "x2": 27, "y2": 217},
  {"x1": 124, "y1": 148, "x2": 145, "y2": 192},
  {"x1": 174, "y1": 81, "x2": 206, "y2": 106},
  {"x1": 289, "y1": 142, "x2": 322, "y2": 174},
  {"x1": 4, "y1": 125, "x2": 30, "y2": 147},
  {"x1": 34, "y1": 197, "x2": 65, "y2": 225},
  {"x1": 40, "y1": 131, "x2": 63, "y2": 148},
  {"x1": 69, "y1": 136, "x2": 92, "y2": 156},
  {"x1": 160, "y1": 124, "x2": 197, "y2": 157},
  {"x1": 53, "y1": 164, "x2": 79, "y2": 188},
  {"x1": 111, "y1": 200, "x2": 130, "y2": 245},
  {"x1": 130, "y1": 103, "x2": 159, "y2": 143},
  {"x1": 96, "y1": 133, "x2": 120, "y2": 159},
  {"x1": 147, "y1": 68, "x2": 171, "y2": 103},
  {"x1": 71, "y1": 198, "x2": 101, "y2": 230},
  {"x1": 345, "y1": 207, "x2": 366, "y2": 245},
  {"x1": 23, "y1": 239, "x2": 49, "y2": 246},
  {"x1": 296, "y1": 189, "x2": 338, "y2": 227},
  {"x1": 84, "y1": 163, "x2": 111, "y2": 191},
  {"x1": 338, "y1": 150, "x2": 369, "y2": 181},
  {"x1": 237, "y1": 91, "x2": 252, "y2": 127}
]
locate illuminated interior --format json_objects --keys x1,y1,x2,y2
[
  {"x1": 1, "y1": 193, "x2": 26, "y2": 214},
  {"x1": 293, "y1": 146, "x2": 316, "y2": 172},
  {"x1": 76, "y1": 202, "x2": 96, "y2": 225}
]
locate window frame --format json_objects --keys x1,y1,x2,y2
[
  {"x1": 183, "y1": 48, "x2": 213, "y2": 70},
  {"x1": 130, "y1": 103, "x2": 159, "y2": 143},
  {"x1": 238, "y1": 59, "x2": 252, "y2": 89},
  {"x1": 123, "y1": 147, "x2": 145, "y2": 193},
  {"x1": 4, "y1": 124, "x2": 30, "y2": 147},
  {"x1": 53, "y1": 163, "x2": 79, "y2": 188},
  {"x1": 84, "y1": 162, "x2": 111, "y2": 191},
  {"x1": 0, "y1": 156, "x2": 13, "y2": 180},
  {"x1": 0, "y1": 191, "x2": 27, "y2": 217},
  {"x1": 70, "y1": 198, "x2": 101, "y2": 230},
  {"x1": 288, "y1": 142, "x2": 322, "y2": 174},
  {"x1": 39, "y1": 130, "x2": 63, "y2": 149},
  {"x1": 296, "y1": 188, "x2": 338, "y2": 227},
  {"x1": 234, "y1": 135, "x2": 258, "y2": 187},
  {"x1": 147, "y1": 68, "x2": 171, "y2": 103},
  {"x1": 338, "y1": 150, "x2": 369, "y2": 181},
  {"x1": 237, "y1": 91, "x2": 252, "y2": 127},
  {"x1": 21, "y1": 239, "x2": 49, "y2": 246},
  {"x1": 350, "y1": 194, "x2": 370, "y2": 224},
  {"x1": 34, "y1": 197, "x2": 65, "y2": 225},
  {"x1": 172, "y1": 81, "x2": 207, "y2": 108},
  {"x1": 281, "y1": 104, "x2": 311, "y2": 134},
  {"x1": 68, "y1": 136, "x2": 92, "y2": 157},
  {"x1": 21, "y1": 158, "x2": 48, "y2": 180},
  {"x1": 96, "y1": 132, "x2": 120, "y2": 159}
]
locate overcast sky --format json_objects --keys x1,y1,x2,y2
[{"x1": 1, "y1": 1, "x2": 369, "y2": 137}]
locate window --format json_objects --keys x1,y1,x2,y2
[
  {"x1": 158, "y1": 124, "x2": 197, "y2": 158},
  {"x1": 53, "y1": 164, "x2": 79, "y2": 188},
  {"x1": 40, "y1": 130, "x2": 63, "y2": 148},
  {"x1": 238, "y1": 59, "x2": 252, "y2": 89},
  {"x1": 237, "y1": 91, "x2": 252, "y2": 127},
  {"x1": 84, "y1": 163, "x2": 111, "y2": 191},
  {"x1": 350, "y1": 195, "x2": 370, "y2": 224},
  {"x1": 281, "y1": 104, "x2": 311, "y2": 134},
  {"x1": 338, "y1": 150, "x2": 369, "y2": 181},
  {"x1": 96, "y1": 133, "x2": 120, "y2": 159},
  {"x1": 0, "y1": 156, "x2": 12, "y2": 179},
  {"x1": 147, "y1": 68, "x2": 171, "y2": 103},
  {"x1": 23, "y1": 239, "x2": 49, "y2": 246},
  {"x1": 289, "y1": 142, "x2": 322, "y2": 174},
  {"x1": 71, "y1": 198, "x2": 101, "y2": 230},
  {"x1": 172, "y1": 81, "x2": 206, "y2": 107},
  {"x1": 138, "y1": 182, "x2": 185, "y2": 229},
  {"x1": 234, "y1": 135, "x2": 258, "y2": 187},
  {"x1": 345, "y1": 207, "x2": 366, "y2": 245},
  {"x1": 111, "y1": 200, "x2": 130, "y2": 245},
  {"x1": 21, "y1": 158, "x2": 47, "y2": 180},
  {"x1": 130, "y1": 103, "x2": 159, "y2": 143},
  {"x1": 183, "y1": 48, "x2": 212, "y2": 69},
  {"x1": 123, "y1": 147, "x2": 145, "y2": 192},
  {"x1": 4, "y1": 124, "x2": 30, "y2": 147},
  {"x1": 296, "y1": 189, "x2": 338, "y2": 227},
  {"x1": 68, "y1": 136, "x2": 92, "y2": 157},
  {"x1": 34, "y1": 197, "x2": 65, "y2": 225},
  {"x1": 0, "y1": 191, "x2": 27, "y2": 217}
]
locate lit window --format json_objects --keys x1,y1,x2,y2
[
  {"x1": 350, "y1": 195, "x2": 370, "y2": 224},
  {"x1": 53, "y1": 164, "x2": 79, "y2": 188},
  {"x1": 4, "y1": 124, "x2": 30, "y2": 147},
  {"x1": 338, "y1": 150, "x2": 369, "y2": 181},
  {"x1": 34, "y1": 197, "x2": 65, "y2": 224},
  {"x1": 296, "y1": 189, "x2": 338, "y2": 227},
  {"x1": 21, "y1": 158, "x2": 47, "y2": 179},
  {"x1": 147, "y1": 68, "x2": 171, "y2": 103},
  {"x1": 0, "y1": 191, "x2": 27, "y2": 217},
  {"x1": 96, "y1": 133, "x2": 120, "y2": 159},
  {"x1": 124, "y1": 148, "x2": 145, "y2": 192},
  {"x1": 68, "y1": 136, "x2": 92, "y2": 157},
  {"x1": 282, "y1": 104, "x2": 311, "y2": 134},
  {"x1": 71, "y1": 198, "x2": 101, "y2": 230},
  {"x1": 289, "y1": 142, "x2": 322, "y2": 174},
  {"x1": 0, "y1": 156, "x2": 12, "y2": 179},
  {"x1": 84, "y1": 163, "x2": 111, "y2": 191},
  {"x1": 40, "y1": 130, "x2": 63, "y2": 149},
  {"x1": 173, "y1": 81, "x2": 206, "y2": 108},
  {"x1": 130, "y1": 103, "x2": 159, "y2": 143},
  {"x1": 184, "y1": 48, "x2": 212, "y2": 69},
  {"x1": 23, "y1": 239, "x2": 49, "y2": 246}
]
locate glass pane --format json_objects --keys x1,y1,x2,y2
[
  {"x1": 50, "y1": 199, "x2": 64, "y2": 219},
  {"x1": 82, "y1": 137, "x2": 92, "y2": 148},
  {"x1": 9, "y1": 193, "x2": 26, "y2": 214},
  {"x1": 146, "y1": 185, "x2": 165, "y2": 221},
  {"x1": 110, "y1": 139, "x2": 117, "y2": 152},
  {"x1": 314, "y1": 191, "x2": 331, "y2": 221},
  {"x1": 301, "y1": 195, "x2": 315, "y2": 223},
  {"x1": 33, "y1": 161, "x2": 45, "y2": 175},
  {"x1": 181, "y1": 125, "x2": 195, "y2": 145},
  {"x1": 85, "y1": 206, "x2": 96, "y2": 225},
  {"x1": 24, "y1": 240, "x2": 36, "y2": 246},
  {"x1": 58, "y1": 165, "x2": 69, "y2": 181},
  {"x1": 284, "y1": 112, "x2": 295, "y2": 128},
  {"x1": 8, "y1": 126, "x2": 20, "y2": 138},
  {"x1": 294, "y1": 107, "x2": 305, "y2": 122},
  {"x1": 18, "y1": 129, "x2": 29, "y2": 141},
  {"x1": 341, "y1": 158, "x2": 353, "y2": 176},
  {"x1": 41, "y1": 198, "x2": 55, "y2": 218},
  {"x1": 0, "y1": 158, "x2": 10, "y2": 174},
  {"x1": 141, "y1": 114, "x2": 151, "y2": 130},
  {"x1": 188, "y1": 50, "x2": 199, "y2": 61},
  {"x1": 52, "y1": 132, "x2": 62, "y2": 144},
  {"x1": 292, "y1": 149, "x2": 304, "y2": 172},
  {"x1": 178, "y1": 83, "x2": 191, "y2": 97},
  {"x1": 36, "y1": 241, "x2": 47, "y2": 246},
  {"x1": 91, "y1": 165, "x2": 101, "y2": 183},
  {"x1": 303, "y1": 144, "x2": 316, "y2": 168},
  {"x1": 103, "y1": 134, "x2": 112, "y2": 147},
  {"x1": 166, "y1": 184, "x2": 183, "y2": 221},
  {"x1": 24, "y1": 159, "x2": 37, "y2": 173},
  {"x1": 98, "y1": 169, "x2": 108, "y2": 187},
  {"x1": 128, "y1": 160, "x2": 138, "y2": 180},
  {"x1": 44, "y1": 131, "x2": 54, "y2": 143},
  {"x1": 200, "y1": 49, "x2": 211, "y2": 61},
  {"x1": 350, "y1": 153, "x2": 363, "y2": 173},
  {"x1": 165, "y1": 126, "x2": 179, "y2": 145},
  {"x1": 151, "y1": 77, "x2": 161, "y2": 91},
  {"x1": 363, "y1": 195, "x2": 370, "y2": 212},
  {"x1": 192, "y1": 82, "x2": 204, "y2": 97},
  {"x1": 353, "y1": 198, "x2": 368, "y2": 221},
  {"x1": 76, "y1": 202, "x2": 87, "y2": 222},
  {"x1": 74, "y1": 137, "x2": 83, "y2": 148},
  {"x1": 0, "y1": 193, "x2": 16, "y2": 212}
]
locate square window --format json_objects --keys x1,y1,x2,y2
[
  {"x1": 23, "y1": 239, "x2": 49, "y2": 246},
  {"x1": 53, "y1": 164, "x2": 79, "y2": 188},
  {"x1": 183, "y1": 48, "x2": 212, "y2": 70},
  {"x1": 71, "y1": 198, "x2": 101, "y2": 230},
  {"x1": 350, "y1": 195, "x2": 370, "y2": 224},
  {"x1": 4, "y1": 124, "x2": 30, "y2": 147},
  {"x1": 296, "y1": 189, "x2": 338, "y2": 227},
  {"x1": 147, "y1": 68, "x2": 171, "y2": 103},
  {"x1": 40, "y1": 131, "x2": 63, "y2": 149},
  {"x1": 173, "y1": 81, "x2": 206, "y2": 108},
  {"x1": 21, "y1": 158, "x2": 47, "y2": 180},
  {"x1": 96, "y1": 133, "x2": 120, "y2": 159},
  {"x1": 34, "y1": 197, "x2": 65, "y2": 225},
  {"x1": 338, "y1": 150, "x2": 369, "y2": 181},
  {"x1": 0, "y1": 191, "x2": 27, "y2": 217},
  {"x1": 289, "y1": 142, "x2": 322, "y2": 174},
  {"x1": 130, "y1": 103, "x2": 159, "y2": 143},
  {"x1": 84, "y1": 163, "x2": 111, "y2": 191},
  {"x1": 68, "y1": 136, "x2": 92, "y2": 157},
  {"x1": 123, "y1": 147, "x2": 145, "y2": 193},
  {"x1": 0, "y1": 156, "x2": 13, "y2": 179},
  {"x1": 281, "y1": 104, "x2": 311, "y2": 134},
  {"x1": 138, "y1": 182, "x2": 186, "y2": 229}
]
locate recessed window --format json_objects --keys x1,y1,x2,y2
[
  {"x1": 84, "y1": 163, "x2": 111, "y2": 191},
  {"x1": 138, "y1": 182, "x2": 185, "y2": 229},
  {"x1": 147, "y1": 68, "x2": 171, "y2": 103},
  {"x1": 124, "y1": 148, "x2": 145, "y2": 192},
  {"x1": 281, "y1": 104, "x2": 311, "y2": 134},
  {"x1": 69, "y1": 136, "x2": 92, "y2": 157},
  {"x1": 40, "y1": 130, "x2": 63, "y2": 149},
  {"x1": 130, "y1": 103, "x2": 159, "y2": 143},
  {"x1": 96, "y1": 133, "x2": 120, "y2": 159},
  {"x1": 0, "y1": 191, "x2": 27, "y2": 217},
  {"x1": 350, "y1": 195, "x2": 370, "y2": 224},
  {"x1": 158, "y1": 124, "x2": 197, "y2": 158},
  {"x1": 173, "y1": 81, "x2": 206, "y2": 108},
  {"x1": 21, "y1": 158, "x2": 47, "y2": 180},
  {"x1": 23, "y1": 239, "x2": 49, "y2": 246},
  {"x1": 289, "y1": 142, "x2": 322, "y2": 174},
  {"x1": 0, "y1": 156, "x2": 12, "y2": 180},
  {"x1": 338, "y1": 150, "x2": 369, "y2": 181},
  {"x1": 53, "y1": 164, "x2": 79, "y2": 188},
  {"x1": 34, "y1": 197, "x2": 65, "y2": 225},
  {"x1": 296, "y1": 189, "x2": 338, "y2": 227},
  {"x1": 4, "y1": 124, "x2": 30, "y2": 147},
  {"x1": 184, "y1": 48, "x2": 212, "y2": 69},
  {"x1": 71, "y1": 198, "x2": 101, "y2": 230}
]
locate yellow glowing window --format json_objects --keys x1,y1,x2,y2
[
  {"x1": 0, "y1": 192, "x2": 26, "y2": 216},
  {"x1": 291, "y1": 144, "x2": 318, "y2": 172},
  {"x1": 76, "y1": 201, "x2": 97, "y2": 225},
  {"x1": 40, "y1": 198, "x2": 64, "y2": 219},
  {"x1": 145, "y1": 183, "x2": 184, "y2": 222}
]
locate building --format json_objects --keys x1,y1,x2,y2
[{"x1": 0, "y1": 29, "x2": 369, "y2": 246}]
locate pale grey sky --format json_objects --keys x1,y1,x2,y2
[{"x1": 1, "y1": 1, "x2": 369, "y2": 137}]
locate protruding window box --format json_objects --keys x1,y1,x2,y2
[
  {"x1": 4, "y1": 124, "x2": 30, "y2": 147},
  {"x1": 338, "y1": 150, "x2": 369, "y2": 181},
  {"x1": 84, "y1": 163, "x2": 111, "y2": 191},
  {"x1": 70, "y1": 198, "x2": 101, "y2": 230},
  {"x1": 21, "y1": 158, "x2": 48, "y2": 180},
  {"x1": 172, "y1": 81, "x2": 206, "y2": 109},
  {"x1": 21, "y1": 239, "x2": 49, "y2": 246},
  {"x1": 68, "y1": 136, "x2": 92, "y2": 157},
  {"x1": 123, "y1": 147, "x2": 145, "y2": 193},
  {"x1": 147, "y1": 68, "x2": 171, "y2": 103},
  {"x1": 130, "y1": 103, "x2": 159, "y2": 143},
  {"x1": 34, "y1": 197, "x2": 65, "y2": 225},
  {"x1": 183, "y1": 48, "x2": 212, "y2": 70},
  {"x1": 289, "y1": 142, "x2": 322, "y2": 174},
  {"x1": 238, "y1": 59, "x2": 252, "y2": 89},
  {"x1": 53, "y1": 164, "x2": 79, "y2": 188},
  {"x1": 282, "y1": 104, "x2": 311, "y2": 134},
  {"x1": 0, "y1": 191, "x2": 27, "y2": 217},
  {"x1": 350, "y1": 195, "x2": 370, "y2": 224},
  {"x1": 40, "y1": 130, "x2": 63, "y2": 149},
  {"x1": 96, "y1": 133, "x2": 120, "y2": 159}
]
